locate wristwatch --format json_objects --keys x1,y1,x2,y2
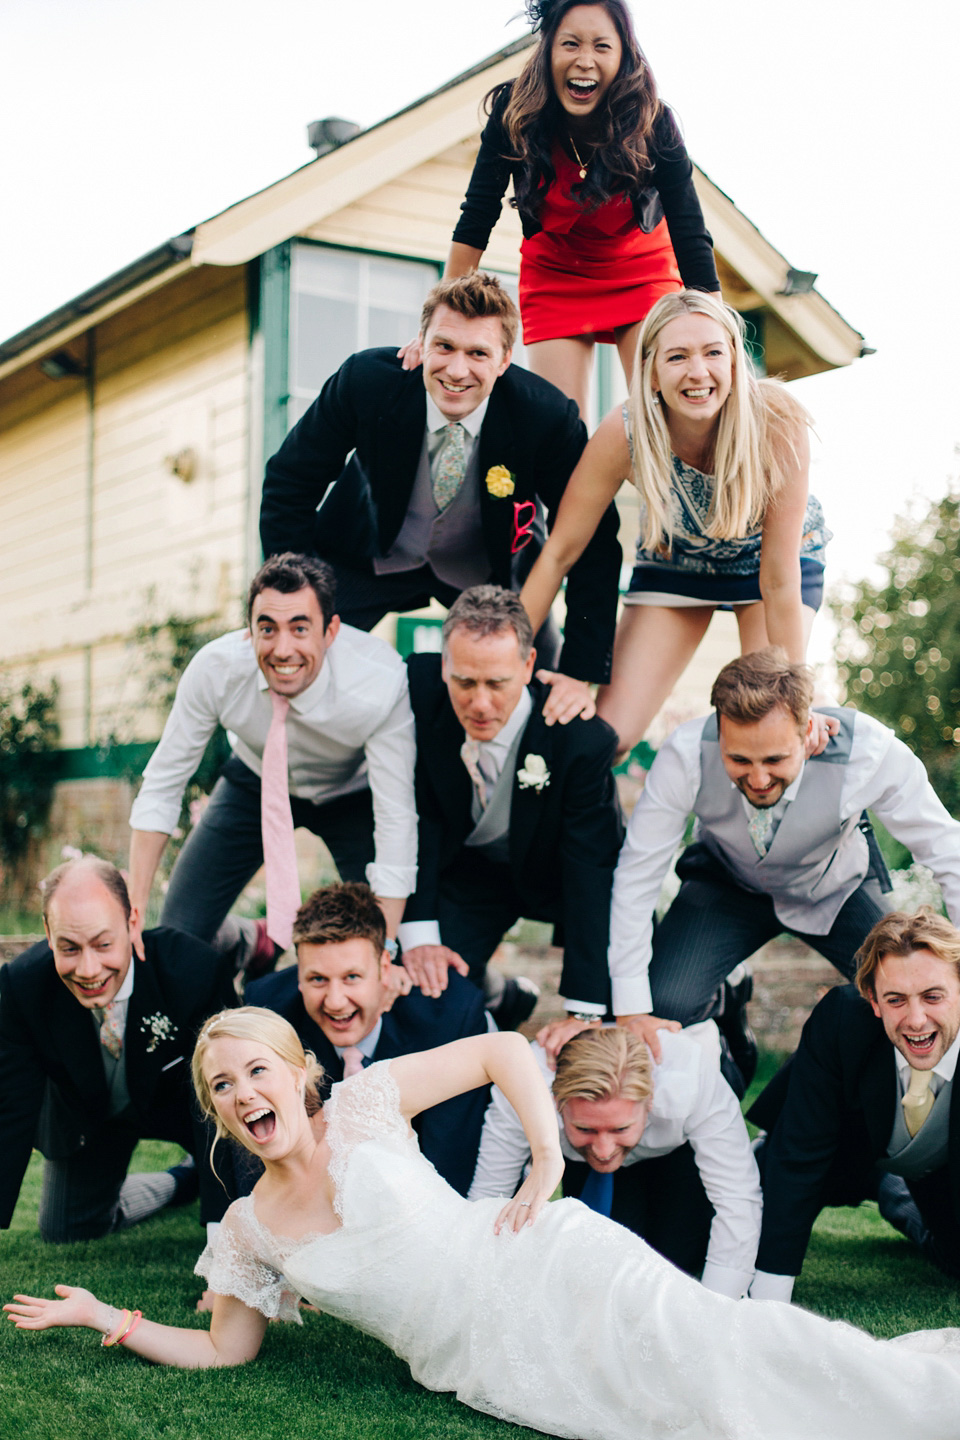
[{"x1": 384, "y1": 937, "x2": 399, "y2": 959}]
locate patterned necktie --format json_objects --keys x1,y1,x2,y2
[
  {"x1": 341, "y1": 1047, "x2": 365, "y2": 1078},
  {"x1": 902, "y1": 1067, "x2": 936, "y2": 1137},
  {"x1": 579, "y1": 1167, "x2": 614, "y2": 1216},
  {"x1": 433, "y1": 422, "x2": 467, "y2": 510},
  {"x1": 98, "y1": 1001, "x2": 124, "y2": 1060},
  {"x1": 461, "y1": 738, "x2": 488, "y2": 811},
  {"x1": 747, "y1": 807, "x2": 775, "y2": 858},
  {"x1": 260, "y1": 691, "x2": 301, "y2": 952}
]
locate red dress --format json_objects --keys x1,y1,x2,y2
[{"x1": 518, "y1": 146, "x2": 682, "y2": 345}]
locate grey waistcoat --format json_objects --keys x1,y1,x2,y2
[
  {"x1": 464, "y1": 724, "x2": 527, "y2": 864},
  {"x1": 373, "y1": 432, "x2": 491, "y2": 589},
  {"x1": 695, "y1": 708, "x2": 869, "y2": 935},
  {"x1": 879, "y1": 1079, "x2": 952, "y2": 1179}
]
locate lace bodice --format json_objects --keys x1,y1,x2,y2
[{"x1": 198, "y1": 1063, "x2": 960, "y2": 1440}]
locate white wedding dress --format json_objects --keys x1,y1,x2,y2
[{"x1": 198, "y1": 1063, "x2": 960, "y2": 1440}]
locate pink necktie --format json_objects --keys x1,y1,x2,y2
[
  {"x1": 341, "y1": 1046, "x2": 365, "y2": 1078},
  {"x1": 460, "y1": 738, "x2": 488, "y2": 810},
  {"x1": 261, "y1": 692, "x2": 301, "y2": 952}
]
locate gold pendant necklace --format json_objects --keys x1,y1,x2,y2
[{"x1": 569, "y1": 134, "x2": 589, "y2": 180}]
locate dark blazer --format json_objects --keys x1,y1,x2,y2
[
  {"x1": 748, "y1": 984, "x2": 960, "y2": 1276},
  {"x1": 405, "y1": 656, "x2": 624, "y2": 1009},
  {"x1": 259, "y1": 348, "x2": 621, "y2": 683},
  {"x1": 246, "y1": 965, "x2": 490, "y2": 1196},
  {"x1": 0, "y1": 928, "x2": 237, "y2": 1228}
]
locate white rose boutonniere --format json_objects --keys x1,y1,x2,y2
[
  {"x1": 485, "y1": 464, "x2": 515, "y2": 498},
  {"x1": 517, "y1": 754, "x2": 550, "y2": 792},
  {"x1": 141, "y1": 1012, "x2": 178, "y2": 1053}
]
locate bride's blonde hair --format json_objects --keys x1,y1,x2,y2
[
  {"x1": 627, "y1": 290, "x2": 811, "y2": 552},
  {"x1": 192, "y1": 1006, "x2": 326, "y2": 1147}
]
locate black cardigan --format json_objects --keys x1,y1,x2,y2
[{"x1": 452, "y1": 87, "x2": 718, "y2": 294}]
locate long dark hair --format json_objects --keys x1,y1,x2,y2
[{"x1": 493, "y1": 0, "x2": 660, "y2": 219}]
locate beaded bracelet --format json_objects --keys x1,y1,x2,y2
[{"x1": 101, "y1": 1308, "x2": 131, "y2": 1348}]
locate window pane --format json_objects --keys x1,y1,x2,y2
[{"x1": 292, "y1": 292, "x2": 357, "y2": 398}]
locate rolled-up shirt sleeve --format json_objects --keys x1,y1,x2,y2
[
  {"x1": 129, "y1": 648, "x2": 223, "y2": 834},
  {"x1": 608, "y1": 725, "x2": 701, "y2": 1015},
  {"x1": 364, "y1": 674, "x2": 418, "y2": 899}
]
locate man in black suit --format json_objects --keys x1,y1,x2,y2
[
  {"x1": 399, "y1": 585, "x2": 624, "y2": 1029},
  {"x1": 749, "y1": 908, "x2": 960, "y2": 1301},
  {"x1": 0, "y1": 855, "x2": 236, "y2": 1241},
  {"x1": 246, "y1": 881, "x2": 489, "y2": 1196},
  {"x1": 259, "y1": 271, "x2": 621, "y2": 691}
]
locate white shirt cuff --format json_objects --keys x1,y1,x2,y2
[
  {"x1": 748, "y1": 1271, "x2": 796, "y2": 1302},
  {"x1": 397, "y1": 920, "x2": 442, "y2": 950},
  {"x1": 611, "y1": 976, "x2": 654, "y2": 1016},
  {"x1": 365, "y1": 863, "x2": 417, "y2": 899},
  {"x1": 700, "y1": 1262, "x2": 753, "y2": 1299},
  {"x1": 564, "y1": 999, "x2": 607, "y2": 1016}
]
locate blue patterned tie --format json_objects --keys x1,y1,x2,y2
[
  {"x1": 579, "y1": 1168, "x2": 614, "y2": 1216},
  {"x1": 433, "y1": 422, "x2": 467, "y2": 510},
  {"x1": 747, "y1": 807, "x2": 774, "y2": 858}
]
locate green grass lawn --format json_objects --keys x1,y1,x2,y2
[{"x1": 2, "y1": 1068, "x2": 959, "y2": 1440}]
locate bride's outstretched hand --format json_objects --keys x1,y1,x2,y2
[
  {"x1": 5, "y1": 1285, "x2": 104, "y2": 1332},
  {"x1": 494, "y1": 1152, "x2": 564, "y2": 1236}
]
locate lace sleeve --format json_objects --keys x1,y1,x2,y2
[
  {"x1": 324, "y1": 1061, "x2": 409, "y2": 1216},
  {"x1": 194, "y1": 1199, "x2": 302, "y2": 1324}
]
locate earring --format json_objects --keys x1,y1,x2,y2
[{"x1": 652, "y1": 393, "x2": 661, "y2": 406}]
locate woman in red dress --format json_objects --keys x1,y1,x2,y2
[{"x1": 403, "y1": 0, "x2": 719, "y2": 417}]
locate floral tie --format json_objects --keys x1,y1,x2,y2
[
  {"x1": 433, "y1": 422, "x2": 467, "y2": 510},
  {"x1": 747, "y1": 807, "x2": 774, "y2": 858},
  {"x1": 98, "y1": 1001, "x2": 124, "y2": 1059},
  {"x1": 902, "y1": 1067, "x2": 935, "y2": 1137}
]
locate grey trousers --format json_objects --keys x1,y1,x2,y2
[
  {"x1": 160, "y1": 760, "x2": 375, "y2": 951},
  {"x1": 37, "y1": 1118, "x2": 178, "y2": 1243},
  {"x1": 648, "y1": 845, "x2": 891, "y2": 1025}
]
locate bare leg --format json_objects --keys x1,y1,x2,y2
[
  {"x1": 735, "y1": 602, "x2": 817, "y2": 655},
  {"x1": 596, "y1": 604, "x2": 715, "y2": 755},
  {"x1": 525, "y1": 336, "x2": 595, "y2": 419},
  {"x1": 614, "y1": 321, "x2": 644, "y2": 389}
]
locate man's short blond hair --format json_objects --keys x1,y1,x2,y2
[
  {"x1": 552, "y1": 1027, "x2": 654, "y2": 1111},
  {"x1": 710, "y1": 646, "x2": 814, "y2": 736},
  {"x1": 855, "y1": 908, "x2": 960, "y2": 1000}
]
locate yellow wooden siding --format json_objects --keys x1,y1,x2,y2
[{"x1": 0, "y1": 267, "x2": 249, "y2": 748}]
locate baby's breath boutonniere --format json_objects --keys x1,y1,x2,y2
[
  {"x1": 141, "y1": 1013, "x2": 178, "y2": 1053},
  {"x1": 517, "y1": 754, "x2": 550, "y2": 792},
  {"x1": 485, "y1": 464, "x2": 515, "y2": 498}
]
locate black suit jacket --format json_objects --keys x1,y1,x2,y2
[
  {"x1": 259, "y1": 348, "x2": 621, "y2": 682},
  {"x1": 748, "y1": 984, "x2": 960, "y2": 1276},
  {"x1": 0, "y1": 928, "x2": 237, "y2": 1228},
  {"x1": 406, "y1": 656, "x2": 624, "y2": 1009},
  {"x1": 246, "y1": 965, "x2": 490, "y2": 1196}
]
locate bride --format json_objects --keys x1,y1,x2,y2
[{"x1": 7, "y1": 1007, "x2": 960, "y2": 1440}]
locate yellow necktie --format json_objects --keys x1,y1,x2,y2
[{"x1": 902, "y1": 1066, "x2": 935, "y2": 1138}]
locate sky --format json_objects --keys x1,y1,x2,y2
[{"x1": 3, "y1": 0, "x2": 959, "y2": 621}]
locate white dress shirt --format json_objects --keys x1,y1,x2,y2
[
  {"x1": 608, "y1": 710, "x2": 960, "y2": 1016},
  {"x1": 397, "y1": 688, "x2": 533, "y2": 953},
  {"x1": 468, "y1": 1030, "x2": 762, "y2": 1298},
  {"x1": 130, "y1": 625, "x2": 418, "y2": 897}
]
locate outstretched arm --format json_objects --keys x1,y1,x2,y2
[
  {"x1": 757, "y1": 421, "x2": 810, "y2": 663},
  {"x1": 520, "y1": 407, "x2": 630, "y2": 636},
  {"x1": 5, "y1": 1286, "x2": 266, "y2": 1368},
  {"x1": 389, "y1": 1033, "x2": 564, "y2": 1231}
]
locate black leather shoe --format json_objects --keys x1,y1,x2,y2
[
  {"x1": 490, "y1": 976, "x2": 540, "y2": 1031},
  {"x1": 166, "y1": 1157, "x2": 200, "y2": 1208},
  {"x1": 718, "y1": 965, "x2": 758, "y2": 1091}
]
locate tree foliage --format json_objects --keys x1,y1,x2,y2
[
  {"x1": 0, "y1": 678, "x2": 60, "y2": 886},
  {"x1": 833, "y1": 488, "x2": 960, "y2": 813}
]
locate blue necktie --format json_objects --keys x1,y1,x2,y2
[{"x1": 579, "y1": 1168, "x2": 614, "y2": 1216}]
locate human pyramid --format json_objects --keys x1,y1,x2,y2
[{"x1": 7, "y1": 4, "x2": 960, "y2": 1436}]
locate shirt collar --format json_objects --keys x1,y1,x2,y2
[
  {"x1": 736, "y1": 759, "x2": 805, "y2": 816},
  {"x1": 251, "y1": 636, "x2": 333, "y2": 713},
  {"x1": 894, "y1": 1027, "x2": 960, "y2": 1085},
  {"x1": 425, "y1": 393, "x2": 489, "y2": 439},
  {"x1": 114, "y1": 960, "x2": 135, "y2": 1004},
  {"x1": 335, "y1": 1017, "x2": 382, "y2": 1063},
  {"x1": 477, "y1": 686, "x2": 533, "y2": 764}
]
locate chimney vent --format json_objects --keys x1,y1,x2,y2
[{"x1": 308, "y1": 117, "x2": 361, "y2": 157}]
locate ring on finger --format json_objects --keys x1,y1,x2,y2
[{"x1": 519, "y1": 1201, "x2": 532, "y2": 1208}]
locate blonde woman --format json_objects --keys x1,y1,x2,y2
[
  {"x1": 520, "y1": 289, "x2": 831, "y2": 748},
  {"x1": 9, "y1": 1008, "x2": 960, "y2": 1439}
]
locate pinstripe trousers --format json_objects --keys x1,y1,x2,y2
[
  {"x1": 647, "y1": 845, "x2": 890, "y2": 1026},
  {"x1": 37, "y1": 1116, "x2": 179, "y2": 1243}
]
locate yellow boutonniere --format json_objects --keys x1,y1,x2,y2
[{"x1": 485, "y1": 465, "x2": 515, "y2": 499}]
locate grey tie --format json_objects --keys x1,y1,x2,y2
[
  {"x1": 433, "y1": 422, "x2": 468, "y2": 510},
  {"x1": 461, "y1": 738, "x2": 488, "y2": 810}
]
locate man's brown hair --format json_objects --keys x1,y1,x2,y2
[
  {"x1": 292, "y1": 881, "x2": 386, "y2": 955},
  {"x1": 552, "y1": 1027, "x2": 654, "y2": 1111},
  {"x1": 855, "y1": 907, "x2": 960, "y2": 1000},
  {"x1": 710, "y1": 646, "x2": 814, "y2": 736},
  {"x1": 419, "y1": 272, "x2": 519, "y2": 354}
]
